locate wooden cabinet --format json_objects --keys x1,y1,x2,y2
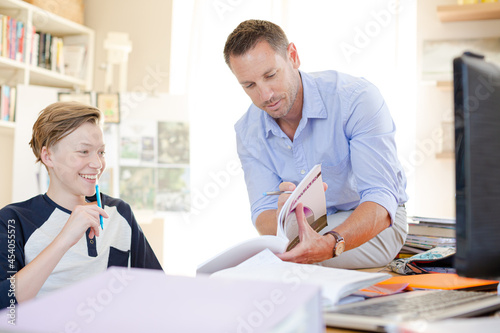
[{"x1": 437, "y1": 2, "x2": 500, "y2": 22}]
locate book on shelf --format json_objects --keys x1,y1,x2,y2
[
  {"x1": 0, "y1": 85, "x2": 16, "y2": 122},
  {"x1": 197, "y1": 164, "x2": 328, "y2": 275},
  {"x1": 30, "y1": 28, "x2": 38, "y2": 66},
  {"x1": 28, "y1": 30, "x2": 81, "y2": 77},
  {"x1": 62, "y1": 35, "x2": 88, "y2": 79},
  {"x1": 410, "y1": 216, "x2": 455, "y2": 225},
  {"x1": 15, "y1": 20, "x2": 24, "y2": 62},
  {"x1": 398, "y1": 245, "x2": 426, "y2": 255},
  {"x1": 408, "y1": 222, "x2": 456, "y2": 238},
  {"x1": 0, "y1": 15, "x2": 25, "y2": 63},
  {"x1": 405, "y1": 234, "x2": 455, "y2": 250}
]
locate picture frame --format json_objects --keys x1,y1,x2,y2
[
  {"x1": 97, "y1": 93, "x2": 121, "y2": 124},
  {"x1": 57, "y1": 91, "x2": 93, "y2": 106}
]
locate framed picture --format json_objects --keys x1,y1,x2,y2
[
  {"x1": 58, "y1": 92, "x2": 93, "y2": 106},
  {"x1": 97, "y1": 93, "x2": 120, "y2": 123}
]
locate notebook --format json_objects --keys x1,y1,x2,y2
[{"x1": 324, "y1": 289, "x2": 500, "y2": 332}]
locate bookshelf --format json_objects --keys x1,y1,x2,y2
[
  {"x1": 431, "y1": 2, "x2": 500, "y2": 160},
  {"x1": 0, "y1": 0, "x2": 94, "y2": 90},
  {"x1": 0, "y1": 0, "x2": 94, "y2": 207}
]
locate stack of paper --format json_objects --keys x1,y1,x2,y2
[
  {"x1": 211, "y1": 249, "x2": 391, "y2": 309},
  {"x1": 402, "y1": 216, "x2": 456, "y2": 253}
]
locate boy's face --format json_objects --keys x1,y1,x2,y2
[{"x1": 44, "y1": 122, "x2": 106, "y2": 199}]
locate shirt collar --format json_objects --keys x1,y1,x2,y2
[{"x1": 263, "y1": 70, "x2": 327, "y2": 138}]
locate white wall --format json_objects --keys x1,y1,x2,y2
[
  {"x1": 81, "y1": 0, "x2": 418, "y2": 276},
  {"x1": 415, "y1": 0, "x2": 500, "y2": 218},
  {"x1": 0, "y1": 126, "x2": 14, "y2": 206},
  {"x1": 11, "y1": 85, "x2": 60, "y2": 203},
  {"x1": 84, "y1": 0, "x2": 173, "y2": 93}
]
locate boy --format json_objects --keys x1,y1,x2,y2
[{"x1": 0, "y1": 101, "x2": 162, "y2": 309}]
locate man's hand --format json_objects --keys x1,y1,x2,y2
[
  {"x1": 275, "y1": 182, "x2": 296, "y2": 222},
  {"x1": 276, "y1": 181, "x2": 327, "y2": 222},
  {"x1": 276, "y1": 203, "x2": 334, "y2": 264},
  {"x1": 256, "y1": 181, "x2": 328, "y2": 236}
]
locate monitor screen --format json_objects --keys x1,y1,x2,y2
[{"x1": 454, "y1": 52, "x2": 500, "y2": 279}]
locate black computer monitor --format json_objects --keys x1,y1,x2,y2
[{"x1": 454, "y1": 52, "x2": 500, "y2": 279}]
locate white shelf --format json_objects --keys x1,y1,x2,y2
[
  {"x1": 0, "y1": 0, "x2": 94, "y2": 90},
  {"x1": 436, "y1": 152, "x2": 454, "y2": 159},
  {"x1": 0, "y1": 120, "x2": 15, "y2": 132},
  {"x1": 29, "y1": 66, "x2": 86, "y2": 88},
  {"x1": 0, "y1": 56, "x2": 26, "y2": 70},
  {"x1": 437, "y1": 3, "x2": 500, "y2": 22}
]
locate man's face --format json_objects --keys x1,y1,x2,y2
[{"x1": 229, "y1": 41, "x2": 301, "y2": 120}]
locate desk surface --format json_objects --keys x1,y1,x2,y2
[{"x1": 323, "y1": 267, "x2": 500, "y2": 333}]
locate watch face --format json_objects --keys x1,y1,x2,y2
[{"x1": 335, "y1": 242, "x2": 345, "y2": 256}]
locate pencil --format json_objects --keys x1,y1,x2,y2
[
  {"x1": 95, "y1": 183, "x2": 104, "y2": 230},
  {"x1": 263, "y1": 191, "x2": 293, "y2": 196}
]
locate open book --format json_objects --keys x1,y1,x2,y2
[
  {"x1": 211, "y1": 249, "x2": 391, "y2": 307},
  {"x1": 197, "y1": 164, "x2": 327, "y2": 275}
]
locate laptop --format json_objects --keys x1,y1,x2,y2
[{"x1": 324, "y1": 289, "x2": 500, "y2": 332}]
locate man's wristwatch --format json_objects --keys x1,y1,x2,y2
[{"x1": 325, "y1": 230, "x2": 345, "y2": 258}]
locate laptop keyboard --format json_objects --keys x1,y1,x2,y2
[{"x1": 331, "y1": 290, "x2": 498, "y2": 321}]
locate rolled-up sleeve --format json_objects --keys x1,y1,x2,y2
[
  {"x1": 345, "y1": 81, "x2": 404, "y2": 224},
  {"x1": 236, "y1": 127, "x2": 283, "y2": 226}
]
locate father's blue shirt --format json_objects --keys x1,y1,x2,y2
[{"x1": 235, "y1": 70, "x2": 408, "y2": 225}]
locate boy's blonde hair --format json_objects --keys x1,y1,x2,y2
[{"x1": 29, "y1": 101, "x2": 102, "y2": 163}]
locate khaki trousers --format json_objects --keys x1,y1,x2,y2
[{"x1": 317, "y1": 206, "x2": 408, "y2": 269}]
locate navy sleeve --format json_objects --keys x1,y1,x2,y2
[
  {"x1": 131, "y1": 221, "x2": 163, "y2": 270},
  {"x1": 113, "y1": 199, "x2": 163, "y2": 270}
]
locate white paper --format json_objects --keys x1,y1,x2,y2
[{"x1": 212, "y1": 249, "x2": 390, "y2": 306}]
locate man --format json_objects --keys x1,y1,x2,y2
[{"x1": 224, "y1": 19, "x2": 408, "y2": 269}]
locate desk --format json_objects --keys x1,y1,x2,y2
[{"x1": 323, "y1": 267, "x2": 500, "y2": 333}]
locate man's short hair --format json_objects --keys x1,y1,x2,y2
[
  {"x1": 223, "y1": 19, "x2": 289, "y2": 68},
  {"x1": 30, "y1": 101, "x2": 102, "y2": 164}
]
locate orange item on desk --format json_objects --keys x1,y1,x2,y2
[
  {"x1": 379, "y1": 273, "x2": 499, "y2": 291},
  {"x1": 354, "y1": 283, "x2": 409, "y2": 298}
]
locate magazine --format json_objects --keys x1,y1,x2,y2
[{"x1": 196, "y1": 164, "x2": 327, "y2": 275}]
